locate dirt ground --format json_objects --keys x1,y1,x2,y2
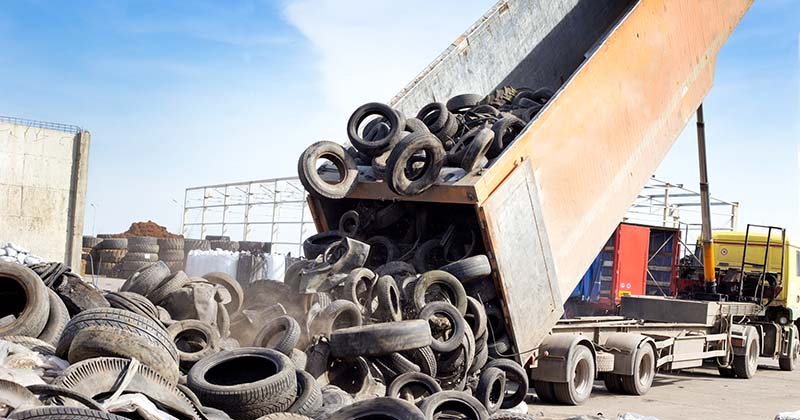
[{"x1": 530, "y1": 358, "x2": 800, "y2": 420}]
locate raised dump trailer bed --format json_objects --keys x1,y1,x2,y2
[{"x1": 308, "y1": 0, "x2": 766, "y2": 405}]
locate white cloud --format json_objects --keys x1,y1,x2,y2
[{"x1": 283, "y1": 0, "x2": 490, "y2": 119}]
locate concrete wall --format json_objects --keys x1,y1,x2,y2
[{"x1": 0, "y1": 118, "x2": 90, "y2": 268}]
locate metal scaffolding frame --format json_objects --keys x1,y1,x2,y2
[
  {"x1": 182, "y1": 175, "x2": 738, "y2": 258},
  {"x1": 623, "y1": 176, "x2": 739, "y2": 252},
  {"x1": 181, "y1": 177, "x2": 313, "y2": 256}
]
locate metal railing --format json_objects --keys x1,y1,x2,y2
[{"x1": 0, "y1": 115, "x2": 83, "y2": 134}]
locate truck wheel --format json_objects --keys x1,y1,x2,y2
[
  {"x1": 718, "y1": 366, "x2": 736, "y2": 378},
  {"x1": 733, "y1": 332, "x2": 759, "y2": 379},
  {"x1": 532, "y1": 380, "x2": 555, "y2": 403},
  {"x1": 553, "y1": 345, "x2": 594, "y2": 405},
  {"x1": 779, "y1": 327, "x2": 799, "y2": 371},
  {"x1": 620, "y1": 345, "x2": 655, "y2": 395}
]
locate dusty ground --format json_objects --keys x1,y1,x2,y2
[{"x1": 530, "y1": 358, "x2": 800, "y2": 420}]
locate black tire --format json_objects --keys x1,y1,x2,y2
[
  {"x1": 405, "y1": 117, "x2": 429, "y2": 134},
  {"x1": 303, "y1": 231, "x2": 345, "y2": 260},
  {"x1": 484, "y1": 358, "x2": 528, "y2": 409},
  {"x1": 385, "y1": 352, "x2": 420, "y2": 374},
  {"x1": 365, "y1": 236, "x2": 400, "y2": 269},
  {"x1": 460, "y1": 127, "x2": 494, "y2": 172},
  {"x1": 733, "y1": 332, "x2": 760, "y2": 379},
  {"x1": 309, "y1": 299, "x2": 363, "y2": 339},
  {"x1": 305, "y1": 341, "x2": 331, "y2": 380},
  {"x1": 341, "y1": 268, "x2": 376, "y2": 313},
  {"x1": 418, "y1": 390, "x2": 488, "y2": 420},
  {"x1": 403, "y1": 346, "x2": 437, "y2": 377},
  {"x1": 480, "y1": 86, "x2": 518, "y2": 108},
  {"x1": 603, "y1": 373, "x2": 624, "y2": 393},
  {"x1": 147, "y1": 270, "x2": 191, "y2": 305},
  {"x1": 718, "y1": 366, "x2": 736, "y2": 378},
  {"x1": 37, "y1": 289, "x2": 70, "y2": 345},
  {"x1": 104, "y1": 291, "x2": 161, "y2": 326},
  {"x1": 209, "y1": 240, "x2": 240, "y2": 252},
  {"x1": 367, "y1": 275, "x2": 402, "y2": 322},
  {"x1": 56, "y1": 307, "x2": 177, "y2": 363},
  {"x1": 8, "y1": 407, "x2": 128, "y2": 420},
  {"x1": 385, "y1": 132, "x2": 445, "y2": 196},
  {"x1": 123, "y1": 252, "x2": 159, "y2": 262},
  {"x1": 284, "y1": 260, "x2": 315, "y2": 293},
  {"x1": 441, "y1": 255, "x2": 492, "y2": 284},
  {"x1": 298, "y1": 141, "x2": 358, "y2": 199},
  {"x1": 412, "y1": 270, "x2": 468, "y2": 315},
  {"x1": 95, "y1": 248, "x2": 127, "y2": 262},
  {"x1": 552, "y1": 345, "x2": 594, "y2": 405},
  {"x1": 188, "y1": 348, "x2": 297, "y2": 420},
  {"x1": 386, "y1": 371, "x2": 441, "y2": 402},
  {"x1": 57, "y1": 357, "x2": 198, "y2": 417},
  {"x1": 290, "y1": 348, "x2": 307, "y2": 370},
  {"x1": 159, "y1": 250, "x2": 185, "y2": 261},
  {"x1": 255, "y1": 315, "x2": 301, "y2": 355},
  {"x1": 168, "y1": 319, "x2": 221, "y2": 368},
  {"x1": 1, "y1": 335, "x2": 56, "y2": 355},
  {"x1": 532, "y1": 380, "x2": 556, "y2": 403},
  {"x1": 185, "y1": 239, "x2": 211, "y2": 251},
  {"x1": 338, "y1": 210, "x2": 361, "y2": 236},
  {"x1": 120, "y1": 261, "x2": 171, "y2": 296},
  {"x1": 326, "y1": 397, "x2": 425, "y2": 420},
  {"x1": 96, "y1": 238, "x2": 127, "y2": 250},
  {"x1": 375, "y1": 261, "x2": 416, "y2": 282},
  {"x1": 258, "y1": 414, "x2": 313, "y2": 420},
  {"x1": 328, "y1": 320, "x2": 432, "y2": 358},
  {"x1": 287, "y1": 369, "x2": 322, "y2": 415},
  {"x1": 25, "y1": 384, "x2": 106, "y2": 412},
  {"x1": 464, "y1": 296, "x2": 488, "y2": 340},
  {"x1": 128, "y1": 236, "x2": 158, "y2": 253},
  {"x1": 68, "y1": 323, "x2": 180, "y2": 384},
  {"x1": 412, "y1": 239, "x2": 446, "y2": 274},
  {"x1": 203, "y1": 272, "x2": 245, "y2": 315},
  {"x1": 475, "y1": 367, "x2": 506, "y2": 415},
  {"x1": 417, "y1": 102, "x2": 449, "y2": 133},
  {"x1": 779, "y1": 328, "x2": 799, "y2": 371},
  {"x1": 470, "y1": 338, "x2": 489, "y2": 375},
  {"x1": 418, "y1": 302, "x2": 466, "y2": 353},
  {"x1": 488, "y1": 116, "x2": 526, "y2": 158},
  {"x1": 446, "y1": 94, "x2": 483, "y2": 113},
  {"x1": 0, "y1": 262, "x2": 50, "y2": 338},
  {"x1": 158, "y1": 237, "x2": 185, "y2": 251},
  {"x1": 620, "y1": 345, "x2": 655, "y2": 395},
  {"x1": 347, "y1": 102, "x2": 405, "y2": 156}
]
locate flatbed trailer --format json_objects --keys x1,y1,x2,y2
[{"x1": 306, "y1": 0, "x2": 800, "y2": 406}]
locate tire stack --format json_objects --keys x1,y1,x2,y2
[
  {"x1": 94, "y1": 237, "x2": 127, "y2": 277},
  {"x1": 209, "y1": 239, "x2": 240, "y2": 252},
  {"x1": 157, "y1": 237, "x2": 185, "y2": 273},
  {"x1": 119, "y1": 236, "x2": 159, "y2": 279},
  {"x1": 184, "y1": 238, "x2": 211, "y2": 260},
  {"x1": 81, "y1": 236, "x2": 102, "y2": 275}
]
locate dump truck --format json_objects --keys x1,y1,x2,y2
[{"x1": 306, "y1": 0, "x2": 799, "y2": 405}]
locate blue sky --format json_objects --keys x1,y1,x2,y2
[{"x1": 0, "y1": 1, "x2": 797, "y2": 238}]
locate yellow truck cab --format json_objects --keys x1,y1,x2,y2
[{"x1": 710, "y1": 231, "x2": 800, "y2": 321}]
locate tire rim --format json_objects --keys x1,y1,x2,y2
[
  {"x1": 574, "y1": 358, "x2": 591, "y2": 396},
  {"x1": 638, "y1": 350, "x2": 654, "y2": 387}
]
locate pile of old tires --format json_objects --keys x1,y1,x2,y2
[
  {"x1": 80, "y1": 236, "x2": 102, "y2": 275},
  {"x1": 159, "y1": 237, "x2": 186, "y2": 273},
  {"x1": 298, "y1": 86, "x2": 552, "y2": 199},
  {"x1": 93, "y1": 237, "x2": 128, "y2": 277},
  {"x1": 118, "y1": 236, "x2": 159, "y2": 278},
  {"x1": 185, "y1": 238, "x2": 212, "y2": 260}
]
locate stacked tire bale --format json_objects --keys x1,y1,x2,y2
[
  {"x1": 298, "y1": 86, "x2": 552, "y2": 199},
  {"x1": 80, "y1": 236, "x2": 102, "y2": 275},
  {"x1": 94, "y1": 237, "x2": 127, "y2": 277},
  {"x1": 158, "y1": 237, "x2": 185, "y2": 273},
  {"x1": 119, "y1": 236, "x2": 159, "y2": 279},
  {"x1": 209, "y1": 239, "x2": 240, "y2": 252}
]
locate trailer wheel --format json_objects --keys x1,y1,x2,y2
[
  {"x1": 532, "y1": 380, "x2": 556, "y2": 403},
  {"x1": 733, "y1": 332, "x2": 759, "y2": 379},
  {"x1": 779, "y1": 326, "x2": 799, "y2": 371},
  {"x1": 553, "y1": 345, "x2": 594, "y2": 405},
  {"x1": 620, "y1": 345, "x2": 655, "y2": 395},
  {"x1": 603, "y1": 373, "x2": 624, "y2": 394}
]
